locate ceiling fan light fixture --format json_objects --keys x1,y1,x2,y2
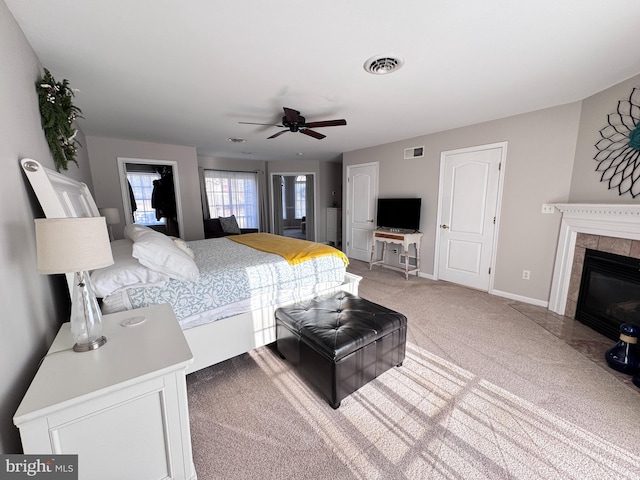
[
  {"x1": 364, "y1": 55, "x2": 404, "y2": 75},
  {"x1": 241, "y1": 107, "x2": 346, "y2": 140}
]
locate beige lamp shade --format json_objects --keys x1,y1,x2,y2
[
  {"x1": 99, "y1": 207, "x2": 121, "y2": 225},
  {"x1": 35, "y1": 217, "x2": 114, "y2": 274}
]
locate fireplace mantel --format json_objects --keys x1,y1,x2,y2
[
  {"x1": 553, "y1": 203, "x2": 640, "y2": 217},
  {"x1": 548, "y1": 203, "x2": 640, "y2": 314}
]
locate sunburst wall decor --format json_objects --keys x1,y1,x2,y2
[{"x1": 594, "y1": 87, "x2": 640, "y2": 198}]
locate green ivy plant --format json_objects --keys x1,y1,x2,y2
[{"x1": 35, "y1": 68, "x2": 83, "y2": 172}]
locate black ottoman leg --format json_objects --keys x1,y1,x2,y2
[{"x1": 330, "y1": 401, "x2": 341, "y2": 409}]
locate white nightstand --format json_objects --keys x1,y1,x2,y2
[{"x1": 14, "y1": 304, "x2": 196, "y2": 480}]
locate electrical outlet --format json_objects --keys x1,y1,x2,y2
[
  {"x1": 392, "y1": 248, "x2": 399, "y2": 254},
  {"x1": 541, "y1": 204, "x2": 555, "y2": 214},
  {"x1": 522, "y1": 270, "x2": 531, "y2": 280}
]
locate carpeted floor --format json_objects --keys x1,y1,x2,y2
[
  {"x1": 186, "y1": 260, "x2": 640, "y2": 480},
  {"x1": 283, "y1": 228, "x2": 306, "y2": 240}
]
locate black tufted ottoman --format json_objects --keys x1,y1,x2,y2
[{"x1": 275, "y1": 291, "x2": 407, "y2": 409}]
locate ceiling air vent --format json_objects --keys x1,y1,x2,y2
[
  {"x1": 364, "y1": 55, "x2": 404, "y2": 75},
  {"x1": 404, "y1": 146, "x2": 424, "y2": 159}
]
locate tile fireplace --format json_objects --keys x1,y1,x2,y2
[
  {"x1": 574, "y1": 247, "x2": 640, "y2": 340},
  {"x1": 548, "y1": 204, "x2": 640, "y2": 330}
]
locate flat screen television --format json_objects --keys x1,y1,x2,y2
[{"x1": 376, "y1": 198, "x2": 421, "y2": 232}]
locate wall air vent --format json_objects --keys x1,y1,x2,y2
[{"x1": 404, "y1": 146, "x2": 424, "y2": 159}]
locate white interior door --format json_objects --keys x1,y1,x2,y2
[
  {"x1": 436, "y1": 143, "x2": 506, "y2": 290},
  {"x1": 346, "y1": 163, "x2": 378, "y2": 262}
]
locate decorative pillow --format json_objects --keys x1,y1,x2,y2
[
  {"x1": 90, "y1": 239, "x2": 171, "y2": 297},
  {"x1": 124, "y1": 224, "x2": 199, "y2": 282},
  {"x1": 219, "y1": 215, "x2": 241, "y2": 234}
]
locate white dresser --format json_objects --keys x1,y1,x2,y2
[{"x1": 14, "y1": 303, "x2": 196, "y2": 480}]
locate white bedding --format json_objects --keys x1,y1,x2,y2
[{"x1": 101, "y1": 236, "x2": 347, "y2": 329}]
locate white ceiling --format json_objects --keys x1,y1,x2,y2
[{"x1": 7, "y1": 0, "x2": 640, "y2": 162}]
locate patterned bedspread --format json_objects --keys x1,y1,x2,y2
[{"x1": 115, "y1": 237, "x2": 346, "y2": 326}]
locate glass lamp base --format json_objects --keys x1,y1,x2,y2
[
  {"x1": 70, "y1": 271, "x2": 107, "y2": 353},
  {"x1": 73, "y1": 335, "x2": 107, "y2": 353}
]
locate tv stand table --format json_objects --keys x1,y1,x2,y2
[{"x1": 370, "y1": 230, "x2": 423, "y2": 280}]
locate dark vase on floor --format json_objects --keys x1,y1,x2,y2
[{"x1": 605, "y1": 323, "x2": 640, "y2": 374}]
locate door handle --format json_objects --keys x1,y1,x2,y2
[
  {"x1": 440, "y1": 224, "x2": 449, "y2": 229},
  {"x1": 368, "y1": 219, "x2": 374, "y2": 222}
]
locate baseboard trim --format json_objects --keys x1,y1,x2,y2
[
  {"x1": 403, "y1": 273, "x2": 548, "y2": 307},
  {"x1": 491, "y1": 289, "x2": 549, "y2": 308}
]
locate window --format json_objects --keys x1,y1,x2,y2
[
  {"x1": 203, "y1": 170, "x2": 259, "y2": 229},
  {"x1": 127, "y1": 171, "x2": 165, "y2": 226},
  {"x1": 281, "y1": 177, "x2": 286, "y2": 219},
  {"x1": 294, "y1": 175, "x2": 306, "y2": 219}
]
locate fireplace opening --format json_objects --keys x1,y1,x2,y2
[{"x1": 575, "y1": 249, "x2": 640, "y2": 341}]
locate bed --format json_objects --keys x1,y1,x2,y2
[{"x1": 21, "y1": 158, "x2": 361, "y2": 373}]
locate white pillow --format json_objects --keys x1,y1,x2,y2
[
  {"x1": 172, "y1": 238, "x2": 195, "y2": 259},
  {"x1": 124, "y1": 224, "x2": 199, "y2": 282},
  {"x1": 124, "y1": 223, "x2": 153, "y2": 241},
  {"x1": 91, "y1": 239, "x2": 171, "y2": 297}
]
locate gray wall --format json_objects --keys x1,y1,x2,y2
[
  {"x1": 344, "y1": 77, "x2": 640, "y2": 304},
  {"x1": 198, "y1": 155, "x2": 266, "y2": 174},
  {"x1": 344, "y1": 102, "x2": 582, "y2": 303},
  {"x1": 86, "y1": 136, "x2": 204, "y2": 241},
  {"x1": 0, "y1": 2, "x2": 95, "y2": 453},
  {"x1": 570, "y1": 73, "x2": 640, "y2": 202},
  {"x1": 320, "y1": 160, "x2": 342, "y2": 209}
]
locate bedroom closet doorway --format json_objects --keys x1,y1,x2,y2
[
  {"x1": 434, "y1": 142, "x2": 506, "y2": 292},
  {"x1": 117, "y1": 158, "x2": 184, "y2": 238},
  {"x1": 271, "y1": 173, "x2": 315, "y2": 241}
]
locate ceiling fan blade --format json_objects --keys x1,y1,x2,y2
[
  {"x1": 283, "y1": 107, "x2": 301, "y2": 124},
  {"x1": 300, "y1": 129, "x2": 326, "y2": 139},
  {"x1": 267, "y1": 130, "x2": 289, "y2": 139},
  {"x1": 239, "y1": 121, "x2": 284, "y2": 127},
  {"x1": 304, "y1": 119, "x2": 347, "y2": 128}
]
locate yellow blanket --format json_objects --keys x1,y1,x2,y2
[{"x1": 229, "y1": 233, "x2": 348, "y2": 266}]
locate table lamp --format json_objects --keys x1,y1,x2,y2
[
  {"x1": 35, "y1": 217, "x2": 114, "y2": 352},
  {"x1": 99, "y1": 207, "x2": 121, "y2": 241}
]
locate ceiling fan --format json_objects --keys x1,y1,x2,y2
[{"x1": 239, "y1": 107, "x2": 347, "y2": 139}]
